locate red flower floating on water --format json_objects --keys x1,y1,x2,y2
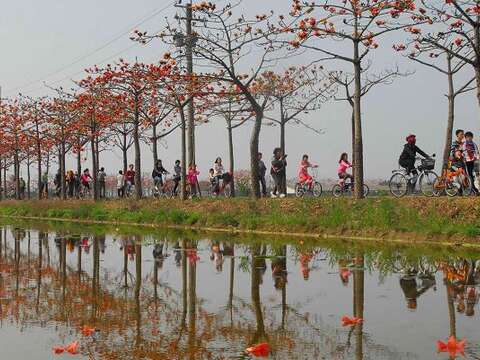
[
  {"x1": 81, "y1": 325, "x2": 96, "y2": 336},
  {"x1": 53, "y1": 341, "x2": 79, "y2": 355},
  {"x1": 341, "y1": 316, "x2": 363, "y2": 327},
  {"x1": 246, "y1": 343, "x2": 270, "y2": 357},
  {"x1": 53, "y1": 347, "x2": 65, "y2": 354},
  {"x1": 437, "y1": 336, "x2": 466, "y2": 357}
]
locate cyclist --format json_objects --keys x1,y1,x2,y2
[
  {"x1": 80, "y1": 169, "x2": 92, "y2": 195},
  {"x1": 462, "y1": 131, "x2": 479, "y2": 194},
  {"x1": 399, "y1": 134, "x2": 431, "y2": 177},
  {"x1": 451, "y1": 129, "x2": 465, "y2": 156},
  {"x1": 337, "y1": 153, "x2": 353, "y2": 187},
  {"x1": 298, "y1": 154, "x2": 317, "y2": 190},
  {"x1": 125, "y1": 164, "x2": 135, "y2": 194},
  {"x1": 152, "y1": 159, "x2": 169, "y2": 194}
]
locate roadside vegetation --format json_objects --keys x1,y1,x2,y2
[{"x1": 1, "y1": 197, "x2": 480, "y2": 243}]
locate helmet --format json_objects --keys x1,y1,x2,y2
[{"x1": 406, "y1": 134, "x2": 416, "y2": 144}]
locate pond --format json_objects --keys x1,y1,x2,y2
[{"x1": 0, "y1": 221, "x2": 479, "y2": 359}]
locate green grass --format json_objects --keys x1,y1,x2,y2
[{"x1": 0, "y1": 197, "x2": 479, "y2": 242}]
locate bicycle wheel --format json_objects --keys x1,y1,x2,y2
[
  {"x1": 295, "y1": 183, "x2": 305, "y2": 198},
  {"x1": 312, "y1": 182, "x2": 323, "y2": 197},
  {"x1": 389, "y1": 172, "x2": 408, "y2": 198},
  {"x1": 419, "y1": 171, "x2": 438, "y2": 197},
  {"x1": 223, "y1": 184, "x2": 232, "y2": 198},
  {"x1": 332, "y1": 184, "x2": 343, "y2": 198},
  {"x1": 445, "y1": 180, "x2": 459, "y2": 197},
  {"x1": 362, "y1": 184, "x2": 370, "y2": 197}
]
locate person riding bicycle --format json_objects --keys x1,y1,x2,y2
[
  {"x1": 152, "y1": 160, "x2": 169, "y2": 193},
  {"x1": 337, "y1": 153, "x2": 353, "y2": 187},
  {"x1": 80, "y1": 169, "x2": 92, "y2": 193},
  {"x1": 298, "y1": 154, "x2": 317, "y2": 190},
  {"x1": 399, "y1": 134, "x2": 431, "y2": 177}
]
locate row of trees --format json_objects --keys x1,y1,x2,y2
[{"x1": 1, "y1": 0, "x2": 479, "y2": 200}]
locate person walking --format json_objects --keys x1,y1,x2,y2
[
  {"x1": 462, "y1": 131, "x2": 479, "y2": 194},
  {"x1": 117, "y1": 170, "x2": 125, "y2": 198},
  {"x1": 98, "y1": 167, "x2": 107, "y2": 198},
  {"x1": 258, "y1": 152, "x2": 267, "y2": 197},
  {"x1": 270, "y1": 148, "x2": 287, "y2": 198}
]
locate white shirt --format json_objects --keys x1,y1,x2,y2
[{"x1": 117, "y1": 174, "x2": 124, "y2": 188}]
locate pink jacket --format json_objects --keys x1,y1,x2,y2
[{"x1": 337, "y1": 160, "x2": 351, "y2": 174}]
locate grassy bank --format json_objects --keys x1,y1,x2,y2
[{"x1": 0, "y1": 197, "x2": 479, "y2": 243}]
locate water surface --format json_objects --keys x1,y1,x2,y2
[{"x1": 0, "y1": 222, "x2": 478, "y2": 359}]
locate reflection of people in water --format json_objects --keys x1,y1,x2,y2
[
  {"x1": 299, "y1": 252, "x2": 313, "y2": 280},
  {"x1": 153, "y1": 244, "x2": 166, "y2": 269},
  {"x1": 400, "y1": 271, "x2": 436, "y2": 310},
  {"x1": 210, "y1": 242, "x2": 224, "y2": 272},
  {"x1": 338, "y1": 259, "x2": 351, "y2": 286},
  {"x1": 173, "y1": 242, "x2": 181, "y2": 267},
  {"x1": 442, "y1": 259, "x2": 480, "y2": 317},
  {"x1": 271, "y1": 249, "x2": 287, "y2": 290}
]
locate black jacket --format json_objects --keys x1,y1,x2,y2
[{"x1": 399, "y1": 143, "x2": 428, "y2": 164}]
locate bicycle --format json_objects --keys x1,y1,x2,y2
[
  {"x1": 209, "y1": 173, "x2": 233, "y2": 198},
  {"x1": 433, "y1": 164, "x2": 472, "y2": 197},
  {"x1": 125, "y1": 182, "x2": 135, "y2": 198},
  {"x1": 295, "y1": 168, "x2": 323, "y2": 198},
  {"x1": 153, "y1": 176, "x2": 174, "y2": 199},
  {"x1": 78, "y1": 183, "x2": 92, "y2": 199},
  {"x1": 389, "y1": 156, "x2": 438, "y2": 198},
  {"x1": 332, "y1": 178, "x2": 369, "y2": 198}
]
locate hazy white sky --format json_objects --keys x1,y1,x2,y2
[{"x1": 1, "y1": 0, "x2": 478, "y2": 180}]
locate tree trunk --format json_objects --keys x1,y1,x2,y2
[
  {"x1": 27, "y1": 159, "x2": 31, "y2": 199},
  {"x1": 152, "y1": 123, "x2": 158, "y2": 166},
  {"x1": 474, "y1": 24, "x2": 480, "y2": 107},
  {"x1": 91, "y1": 136, "x2": 98, "y2": 201},
  {"x1": 351, "y1": 109, "x2": 355, "y2": 166},
  {"x1": 76, "y1": 138, "x2": 82, "y2": 176},
  {"x1": 250, "y1": 112, "x2": 263, "y2": 199},
  {"x1": 353, "y1": 254, "x2": 364, "y2": 360},
  {"x1": 0, "y1": 158, "x2": 3, "y2": 201},
  {"x1": 227, "y1": 119, "x2": 236, "y2": 197},
  {"x1": 443, "y1": 56, "x2": 455, "y2": 170},
  {"x1": 180, "y1": 107, "x2": 187, "y2": 201},
  {"x1": 352, "y1": 42, "x2": 365, "y2": 199},
  {"x1": 133, "y1": 102, "x2": 142, "y2": 200},
  {"x1": 36, "y1": 122, "x2": 42, "y2": 201},
  {"x1": 280, "y1": 119, "x2": 287, "y2": 195},
  {"x1": 61, "y1": 140, "x2": 66, "y2": 200},
  {"x1": 14, "y1": 150, "x2": 20, "y2": 200}
]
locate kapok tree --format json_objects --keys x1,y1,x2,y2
[
  {"x1": 286, "y1": 0, "x2": 426, "y2": 198},
  {"x1": 330, "y1": 65, "x2": 412, "y2": 164},
  {"x1": 134, "y1": 1, "x2": 281, "y2": 199},
  {"x1": 89, "y1": 60, "x2": 172, "y2": 200},
  {"x1": 413, "y1": 0, "x2": 480, "y2": 107},
  {"x1": 0, "y1": 100, "x2": 28, "y2": 199},
  {"x1": 75, "y1": 75, "x2": 122, "y2": 200},
  {"x1": 258, "y1": 66, "x2": 336, "y2": 154},
  {"x1": 405, "y1": 39, "x2": 475, "y2": 168}
]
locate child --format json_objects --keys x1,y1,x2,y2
[
  {"x1": 209, "y1": 168, "x2": 219, "y2": 195},
  {"x1": 187, "y1": 164, "x2": 200, "y2": 197},
  {"x1": 462, "y1": 131, "x2": 479, "y2": 194},
  {"x1": 337, "y1": 153, "x2": 353, "y2": 185},
  {"x1": 117, "y1": 170, "x2": 125, "y2": 198},
  {"x1": 298, "y1": 154, "x2": 317, "y2": 190},
  {"x1": 450, "y1": 149, "x2": 465, "y2": 172}
]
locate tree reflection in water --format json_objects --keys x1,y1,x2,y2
[{"x1": 0, "y1": 225, "x2": 479, "y2": 359}]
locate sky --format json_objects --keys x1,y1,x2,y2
[{"x1": 0, "y1": 0, "x2": 478, "y2": 180}]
